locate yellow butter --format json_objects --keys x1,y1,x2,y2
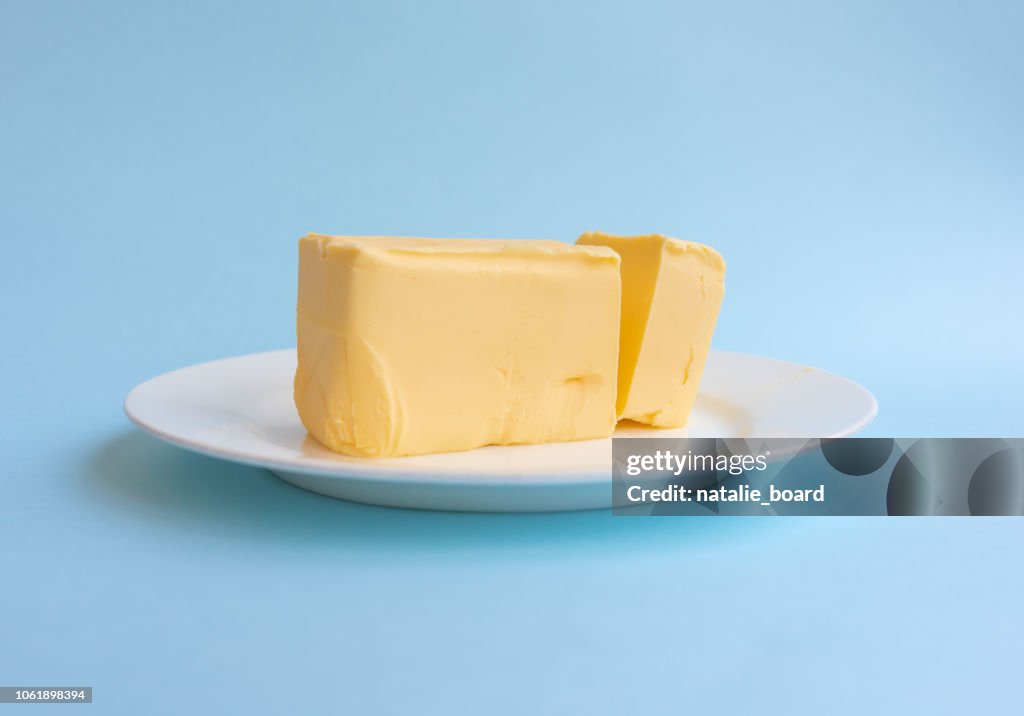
[
  {"x1": 295, "y1": 235, "x2": 621, "y2": 457},
  {"x1": 576, "y1": 232, "x2": 726, "y2": 428}
]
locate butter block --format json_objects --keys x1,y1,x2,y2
[
  {"x1": 576, "y1": 232, "x2": 725, "y2": 427},
  {"x1": 295, "y1": 235, "x2": 621, "y2": 457}
]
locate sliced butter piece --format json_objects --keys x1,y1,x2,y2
[
  {"x1": 576, "y1": 232, "x2": 725, "y2": 428},
  {"x1": 295, "y1": 234, "x2": 621, "y2": 457}
]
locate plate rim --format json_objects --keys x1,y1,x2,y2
[{"x1": 123, "y1": 348, "x2": 877, "y2": 486}]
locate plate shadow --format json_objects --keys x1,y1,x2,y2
[{"x1": 85, "y1": 431, "x2": 770, "y2": 556}]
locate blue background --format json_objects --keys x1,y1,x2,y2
[{"x1": 2, "y1": 1, "x2": 1022, "y2": 713}]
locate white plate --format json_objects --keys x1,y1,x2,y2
[{"x1": 124, "y1": 349, "x2": 876, "y2": 512}]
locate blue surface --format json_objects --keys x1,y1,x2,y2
[{"x1": 2, "y1": 1, "x2": 1023, "y2": 713}]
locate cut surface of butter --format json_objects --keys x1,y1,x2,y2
[
  {"x1": 576, "y1": 232, "x2": 726, "y2": 428},
  {"x1": 295, "y1": 235, "x2": 621, "y2": 457}
]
